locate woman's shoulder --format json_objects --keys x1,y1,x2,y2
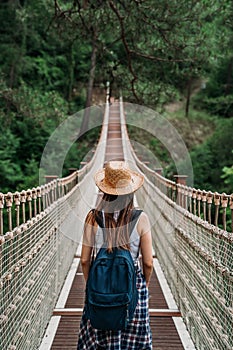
[
  {"x1": 137, "y1": 211, "x2": 149, "y2": 224},
  {"x1": 136, "y1": 211, "x2": 150, "y2": 236},
  {"x1": 85, "y1": 209, "x2": 97, "y2": 225}
]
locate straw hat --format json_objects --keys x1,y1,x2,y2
[{"x1": 94, "y1": 161, "x2": 144, "y2": 195}]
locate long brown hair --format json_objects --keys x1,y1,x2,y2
[{"x1": 94, "y1": 193, "x2": 135, "y2": 252}]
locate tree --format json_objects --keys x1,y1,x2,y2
[
  {"x1": 190, "y1": 118, "x2": 233, "y2": 192},
  {"x1": 52, "y1": 0, "x2": 227, "y2": 113},
  {"x1": 222, "y1": 164, "x2": 233, "y2": 193},
  {"x1": 193, "y1": 0, "x2": 233, "y2": 117}
]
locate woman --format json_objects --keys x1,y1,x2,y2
[{"x1": 77, "y1": 161, "x2": 153, "y2": 349}]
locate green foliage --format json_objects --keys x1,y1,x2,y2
[
  {"x1": 0, "y1": 129, "x2": 23, "y2": 192},
  {"x1": 0, "y1": 0, "x2": 93, "y2": 192},
  {"x1": 63, "y1": 126, "x2": 101, "y2": 177},
  {"x1": 196, "y1": 94, "x2": 233, "y2": 118},
  {"x1": 193, "y1": 57, "x2": 233, "y2": 117},
  {"x1": 221, "y1": 161, "x2": 233, "y2": 193},
  {"x1": 190, "y1": 118, "x2": 233, "y2": 192},
  {"x1": 192, "y1": 0, "x2": 233, "y2": 117},
  {"x1": 0, "y1": 80, "x2": 72, "y2": 192}
]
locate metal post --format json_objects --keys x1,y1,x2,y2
[
  {"x1": 5, "y1": 192, "x2": 13, "y2": 232},
  {"x1": 230, "y1": 195, "x2": 233, "y2": 233},
  {"x1": 37, "y1": 187, "x2": 42, "y2": 213},
  {"x1": 32, "y1": 188, "x2": 37, "y2": 217},
  {"x1": 221, "y1": 193, "x2": 228, "y2": 231},
  {"x1": 197, "y1": 190, "x2": 202, "y2": 217},
  {"x1": 14, "y1": 192, "x2": 21, "y2": 227},
  {"x1": 0, "y1": 193, "x2": 4, "y2": 235},
  {"x1": 207, "y1": 192, "x2": 213, "y2": 224},
  {"x1": 26, "y1": 190, "x2": 32, "y2": 220},
  {"x1": 202, "y1": 190, "x2": 207, "y2": 221},
  {"x1": 173, "y1": 175, "x2": 188, "y2": 206},
  {"x1": 214, "y1": 192, "x2": 220, "y2": 227},
  {"x1": 20, "y1": 190, "x2": 26, "y2": 223},
  {"x1": 173, "y1": 175, "x2": 188, "y2": 186}
]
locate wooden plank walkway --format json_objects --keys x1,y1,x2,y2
[{"x1": 50, "y1": 260, "x2": 185, "y2": 350}]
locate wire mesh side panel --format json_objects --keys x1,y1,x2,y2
[
  {"x1": 0, "y1": 185, "x2": 82, "y2": 350},
  {"x1": 137, "y1": 181, "x2": 233, "y2": 350}
]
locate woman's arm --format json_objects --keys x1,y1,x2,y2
[
  {"x1": 81, "y1": 211, "x2": 96, "y2": 282},
  {"x1": 138, "y1": 212, "x2": 153, "y2": 287},
  {"x1": 81, "y1": 244, "x2": 92, "y2": 282}
]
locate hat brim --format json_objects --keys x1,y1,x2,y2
[{"x1": 94, "y1": 168, "x2": 144, "y2": 195}]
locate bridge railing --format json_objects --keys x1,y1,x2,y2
[
  {"x1": 135, "y1": 158, "x2": 233, "y2": 234},
  {"x1": 0, "y1": 101, "x2": 109, "y2": 350},
  {"x1": 0, "y1": 166, "x2": 87, "y2": 236},
  {"x1": 119, "y1": 98, "x2": 233, "y2": 350}
]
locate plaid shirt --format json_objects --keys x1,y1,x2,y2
[{"x1": 77, "y1": 264, "x2": 152, "y2": 350}]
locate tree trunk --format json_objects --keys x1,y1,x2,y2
[
  {"x1": 67, "y1": 42, "x2": 75, "y2": 109},
  {"x1": 225, "y1": 57, "x2": 233, "y2": 95},
  {"x1": 9, "y1": 0, "x2": 27, "y2": 88},
  {"x1": 79, "y1": 35, "x2": 97, "y2": 136},
  {"x1": 185, "y1": 78, "x2": 192, "y2": 118}
]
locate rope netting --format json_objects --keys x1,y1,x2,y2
[
  {"x1": 145, "y1": 185, "x2": 233, "y2": 350},
  {"x1": 0, "y1": 104, "x2": 108, "y2": 349},
  {"x1": 133, "y1": 162, "x2": 233, "y2": 234},
  {"x1": 120, "y1": 99, "x2": 233, "y2": 350},
  {"x1": 0, "y1": 191, "x2": 77, "y2": 349}
]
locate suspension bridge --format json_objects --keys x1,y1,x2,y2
[{"x1": 0, "y1": 96, "x2": 232, "y2": 350}]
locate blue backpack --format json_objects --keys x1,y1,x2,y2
[{"x1": 85, "y1": 209, "x2": 142, "y2": 331}]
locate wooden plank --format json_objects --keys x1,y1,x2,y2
[
  {"x1": 50, "y1": 316, "x2": 185, "y2": 350},
  {"x1": 74, "y1": 254, "x2": 157, "y2": 258},
  {"x1": 149, "y1": 309, "x2": 181, "y2": 317},
  {"x1": 53, "y1": 308, "x2": 181, "y2": 317}
]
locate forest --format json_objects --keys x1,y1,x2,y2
[{"x1": 0, "y1": 0, "x2": 232, "y2": 194}]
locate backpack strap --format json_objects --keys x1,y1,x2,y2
[
  {"x1": 128, "y1": 209, "x2": 143, "y2": 236},
  {"x1": 129, "y1": 209, "x2": 142, "y2": 258},
  {"x1": 94, "y1": 210, "x2": 104, "y2": 228}
]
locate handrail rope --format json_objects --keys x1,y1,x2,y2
[
  {"x1": 119, "y1": 99, "x2": 233, "y2": 233},
  {"x1": 137, "y1": 155, "x2": 233, "y2": 233}
]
